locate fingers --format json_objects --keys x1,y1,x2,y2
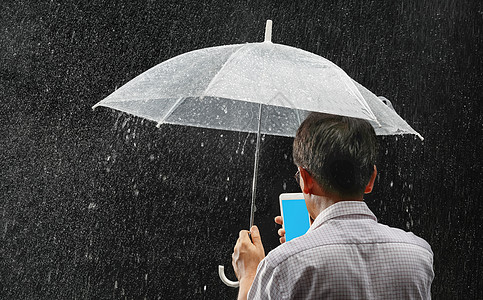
[
  {"x1": 231, "y1": 252, "x2": 238, "y2": 278},
  {"x1": 276, "y1": 217, "x2": 286, "y2": 244},
  {"x1": 234, "y1": 230, "x2": 250, "y2": 254},
  {"x1": 239, "y1": 229, "x2": 250, "y2": 240},
  {"x1": 250, "y1": 226, "x2": 262, "y2": 247},
  {"x1": 278, "y1": 227, "x2": 286, "y2": 244},
  {"x1": 275, "y1": 215, "x2": 286, "y2": 244},
  {"x1": 234, "y1": 227, "x2": 265, "y2": 253}
]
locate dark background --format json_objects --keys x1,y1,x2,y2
[{"x1": 1, "y1": 0, "x2": 481, "y2": 299}]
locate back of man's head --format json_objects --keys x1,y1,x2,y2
[{"x1": 293, "y1": 113, "x2": 377, "y2": 198}]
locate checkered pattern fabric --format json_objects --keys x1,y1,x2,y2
[{"x1": 248, "y1": 201, "x2": 434, "y2": 299}]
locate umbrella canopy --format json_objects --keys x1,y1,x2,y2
[{"x1": 92, "y1": 26, "x2": 422, "y2": 139}]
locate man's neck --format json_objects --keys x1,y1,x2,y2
[{"x1": 310, "y1": 194, "x2": 364, "y2": 218}]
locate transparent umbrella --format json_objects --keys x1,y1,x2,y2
[{"x1": 92, "y1": 20, "x2": 423, "y2": 287}]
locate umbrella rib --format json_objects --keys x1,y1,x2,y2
[
  {"x1": 201, "y1": 44, "x2": 250, "y2": 97},
  {"x1": 345, "y1": 79, "x2": 379, "y2": 123},
  {"x1": 156, "y1": 96, "x2": 185, "y2": 127}
]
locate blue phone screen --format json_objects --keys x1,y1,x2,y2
[{"x1": 281, "y1": 199, "x2": 310, "y2": 241}]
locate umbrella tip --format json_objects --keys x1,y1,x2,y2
[{"x1": 264, "y1": 20, "x2": 272, "y2": 43}]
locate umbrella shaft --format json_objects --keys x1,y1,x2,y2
[{"x1": 250, "y1": 103, "x2": 263, "y2": 228}]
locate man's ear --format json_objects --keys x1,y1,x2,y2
[
  {"x1": 299, "y1": 167, "x2": 314, "y2": 194},
  {"x1": 364, "y1": 165, "x2": 377, "y2": 194}
]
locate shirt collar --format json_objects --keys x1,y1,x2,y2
[{"x1": 308, "y1": 201, "x2": 377, "y2": 232}]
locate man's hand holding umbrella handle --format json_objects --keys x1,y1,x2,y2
[{"x1": 232, "y1": 226, "x2": 265, "y2": 300}]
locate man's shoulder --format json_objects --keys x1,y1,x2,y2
[
  {"x1": 374, "y1": 222, "x2": 433, "y2": 253},
  {"x1": 263, "y1": 229, "x2": 330, "y2": 267},
  {"x1": 264, "y1": 219, "x2": 433, "y2": 268}
]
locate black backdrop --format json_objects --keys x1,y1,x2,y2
[{"x1": 1, "y1": 0, "x2": 481, "y2": 299}]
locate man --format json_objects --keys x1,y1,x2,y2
[{"x1": 232, "y1": 113, "x2": 434, "y2": 299}]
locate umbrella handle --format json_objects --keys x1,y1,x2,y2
[{"x1": 218, "y1": 265, "x2": 240, "y2": 288}]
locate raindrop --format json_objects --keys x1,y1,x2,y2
[
  {"x1": 201, "y1": 142, "x2": 204, "y2": 147},
  {"x1": 134, "y1": 189, "x2": 139, "y2": 197},
  {"x1": 204, "y1": 285, "x2": 207, "y2": 292},
  {"x1": 149, "y1": 154, "x2": 155, "y2": 161},
  {"x1": 226, "y1": 176, "x2": 230, "y2": 181},
  {"x1": 283, "y1": 182, "x2": 287, "y2": 190},
  {"x1": 390, "y1": 181, "x2": 394, "y2": 187},
  {"x1": 224, "y1": 196, "x2": 228, "y2": 201}
]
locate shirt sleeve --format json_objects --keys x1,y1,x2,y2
[{"x1": 247, "y1": 258, "x2": 284, "y2": 300}]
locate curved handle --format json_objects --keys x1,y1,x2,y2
[{"x1": 218, "y1": 265, "x2": 240, "y2": 288}]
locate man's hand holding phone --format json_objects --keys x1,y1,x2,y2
[
  {"x1": 274, "y1": 216, "x2": 286, "y2": 244},
  {"x1": 278, "y1": 193, "x2": 311, "y2": 242}
]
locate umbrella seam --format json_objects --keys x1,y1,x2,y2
[
  {"x1": 156, "y1": 96, "x2": 185, "y2": 127},
  {"x1": 345, "y1": 79, "x2": 379, "y2": 123},
  {"x1": 201, "y1": 44, "x2": 252, "y2": 98}
]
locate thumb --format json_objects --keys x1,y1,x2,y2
[{"x1": 250, "y1": 225, "x2": 262, "y2": 247}]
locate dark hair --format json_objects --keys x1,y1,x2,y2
[{"x1": 293, "y1": 112, "x2": 377, "y2": 197}]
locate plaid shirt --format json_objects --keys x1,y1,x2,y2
[{"x1": 248, "y1": 201, "x2": 434, "y2": 299}]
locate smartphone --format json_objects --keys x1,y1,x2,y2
[{"x1": 279, "y1": 193, "x2": 311, "y2": 242}]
